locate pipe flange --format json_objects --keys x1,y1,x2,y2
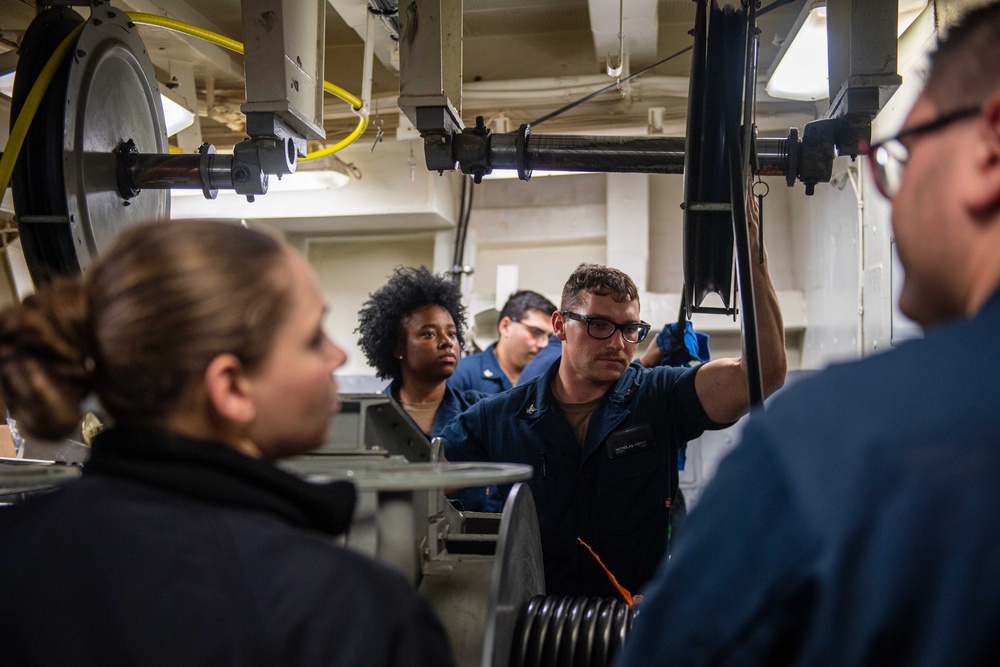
[
  {"x1": 515, "y1": 123, "x2": 532, "y2": 181},
  {"x1": 115, "y1": 139, "x2": 140, "y2": 200},
  {"x1": 199, "y1": 143, "x2": 219, "y2": 200},
  {"x1": 785, "y1": 126, "x2": 799, "y2": 188}
]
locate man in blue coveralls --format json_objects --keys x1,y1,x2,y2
[
  {"x1": 449, "y1": 290, "x2": 557, "y2": 393},
  {"x1": 617, "y1": 4, "x2": 1000, "y2": 664},
  {"x1": 441, "y1": 196, "x2": 787, "y2": 598}
]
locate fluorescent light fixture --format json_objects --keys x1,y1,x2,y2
[
  {"x1": 898, "y1": 0, "x2": 929, "y2": 36},
  {"x1": 481, "y1": 169, "x2": 596, "y2": 180},
  {"x1": 0, "y1": 71, "x2": 14, "y2": 98},
  {"x1": 171, "y1": 169, "x2": 349, "y2": 197},
  {"x1": 766, "y1": 3, "x2": 829, "y2": 101},
  {"x1": 159, "y1": 89, "x2": 196, "y2": 137},
  {"x1": 267, "y1": 170, "x2": 350, "y2": 191}
]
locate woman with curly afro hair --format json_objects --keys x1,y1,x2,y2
[
  {"x1": 356, "y1": 266, "x2": 484, "y2": 438},
  {"x1": 357, "y1": 267, "x2": 500, "y2": 512}
]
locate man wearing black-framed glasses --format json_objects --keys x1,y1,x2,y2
[
  {"x1": 442, "y1": 239, "x2": 787, "y2": 598},
  {"x1": 449, "y1": 290, "x2": 557, "y2": 394},
  {"x1": 619, "y1": 4, "x2": 1000, "y2": 665}
]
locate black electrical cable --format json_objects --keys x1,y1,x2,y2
[
  {"x1": 367, "y1": 0, "x2": 400, "y2": 40},
  {"x1": 456, "y1": 178, "x2": 473, "y2": 261},
  {"x1": 759, "y1": 0, "x2": 799, "y2": 18},
  {"x1": 450, "y1": 176, "x2": 467, "y2": 281},
  {"x1": 458, "y1": 177, "x2": 474, "y2": 254},
  {"x1": 450, "y1": 176, "x2": 474, "y2": 284},
  {"x1": 529, "y1": 44, "x2": 693, "y2": 127},
  {"x1": 529, "y1": 0, "x2": 790, "y2": 128}
]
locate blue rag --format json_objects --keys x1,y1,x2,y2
[{"x1": 656, "y1": 321, "x2": 711, "y2": 367}]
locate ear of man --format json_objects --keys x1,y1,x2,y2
[
  {"x1": 967, "y1": 91, "x2": 1000, "y2": 219},
  {"x1": 497, "y1": 315, "x2": 515, "y2": 341},
  {"x1": 203, "y1": 353, "x2": 257, "y2": 425},
  {"x1": 552, "y1": 310, "x2": 568, "y2": 342}
]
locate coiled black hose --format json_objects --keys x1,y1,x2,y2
[{"x1": 510, "y1": 595, "x2": 635, "y2": 667}]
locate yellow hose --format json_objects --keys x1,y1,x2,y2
[
  {"x1": 0, "y1": 23, "x2": 86, "y2": 205},
  {"x1": 299, "y1": 114, "x2": 370, "y2": 162},
  {"x1": 126, "y1": 12, "x2": 368, "y2": 161},
  {"x1": 126, "y1": 13, "x2": 363, "y2": 111},
  {"x1": 0, "y1": 12, "x2": 367, "y2": 202}
]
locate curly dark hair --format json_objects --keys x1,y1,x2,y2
[{"x1": 356, "y1": 266, "x2": 467, "y2": 380}]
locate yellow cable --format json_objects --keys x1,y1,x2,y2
[
  {"x1": 299, "y1": 115, "x2": 369, "y2": 162},
  {"x1": 126, "y1": 13, "x2": 364, "y2": 110},
  {"x1": 0, "y1": 23, "x2": 86, "y2": 204},
  {"x1": 126, "y1": 13, "x2": 368, "y2": 157},
  {"x1": 0, "y1": 11, "x2": 367, "y2": 206},
  {"x1": 127, "y1": 13, "x2": 244, "y2": 56}
]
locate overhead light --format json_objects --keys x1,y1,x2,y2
[
  {"x1": 267, "y1": 170, "x2": 350, "y2": 191},
  {"x1": 480, "y1": 169, "x2": 596, "y2": 180},
  {"x1": 171, "y1": 156, "x2": 352, "y2": 199},
  {"x1": 170, "y1": 169, "x2": 349, "y2": 198},
  {"x1": 159, "y1": 87, "x2": 196, "y2": 137},
  {"x1": 766, "y1": 2, "x2": 829, "y2": 102},
  {"x1": 0, "y1": 71, "x2": 14, "y2": 97},
  {"x1": 765, "y1": 1, "x2": 928, "y2": 102}
]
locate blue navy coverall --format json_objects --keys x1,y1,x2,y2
[
  {"x1": 616, "y1": 289, "x2": 1000, "y2": 666},
  {"x1": 448, "y1": 343, "x2": 512, "y2": 394},
  {"x1": 441, "y1": 359, "x2": 727, "y2": 598},
  {"x1": 387, "y1": 378, "x2": 484, "y2": 438},
  {"x1": 387, "y1": 379, "x2": 502, "y2": 511}
]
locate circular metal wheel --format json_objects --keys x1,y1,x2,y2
[
  {"x1": 682, "y1": 0, "x2": 764, "y2": 405},
  {"x1": 11, "y1": 6, "x2": 168, "y2": 286},
  {"x1": 682, "y1": 0, "x2": 743, "y2": 312},
  {"x1": 482, "y1": 482, "x2": 545, "y2": 667}
]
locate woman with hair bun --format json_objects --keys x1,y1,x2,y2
[
  {"x1": 356, "y1": 267, "x2": 499, "y2": 511},
  {"x1": 0, "y1": 220, "x2": 454, "y2": 667}
]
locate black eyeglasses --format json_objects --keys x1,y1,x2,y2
[
  {"x1": 511, "y1": 320, "x2": 550, "y2": 341},
  {"x1": 562, "y1": 311, "x2": 651, "y2": 344},
  {"x1": 866, "y1": 106, "x2": 980, "y2": 199}
]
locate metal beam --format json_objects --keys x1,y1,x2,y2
[
  {"x1": 587, "y1": 0, "x2": 658, "y2": 68},
  {"x1": 397, "y1": 0, "x2": 464, "y2": 135},
  {"x1": 327, "y1": 0, "x2": 400, "y2": 72},
  {"x1": 826, "y1": 0, "x2": 902, "y2": 154}
]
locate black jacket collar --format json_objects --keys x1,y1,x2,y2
[{"x1": 85, "y1": 427, "x2": 356, "y2": 537}]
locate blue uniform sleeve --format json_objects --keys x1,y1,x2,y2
[
  {"x1": 440, "y1": 399, "x2": 492, "y2": 464},
  {"x1": 439, "y1": 392, "x2": 505, "y2": 512},
  {"x1": 642, "y1": 364, "x2": 732, "y2": 445},
  {"x1": 614, "y1": 420, "x2": 819, "y2": 666}
]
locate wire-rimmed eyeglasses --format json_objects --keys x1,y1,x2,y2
[
  {"x1": 562, "y1": 311, "x2": 651, "y2": 344},
  {"x1": 866, "y1": 106, "x2": 980, "y2": 199}
]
